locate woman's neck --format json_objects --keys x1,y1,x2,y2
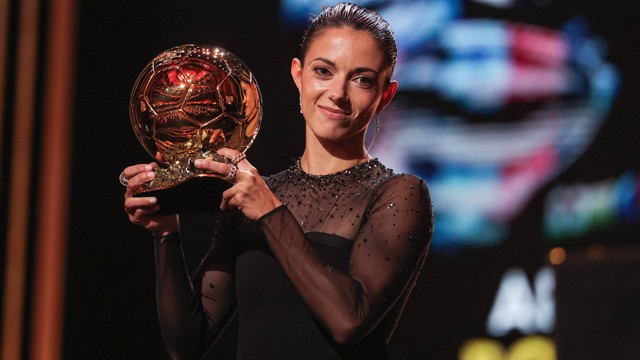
[
  {"x1": 301, "y1": 139, "x2": 371, "y2": 175},
  {"x1": 300, "y1": 154, "x2": 371, "y2": 175}
]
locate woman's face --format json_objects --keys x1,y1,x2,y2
[{"x1": 291, "y1": 27, "x2": 397, "y2": 144}]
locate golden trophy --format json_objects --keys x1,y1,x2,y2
[{"x1": 129, "y1": 44, "x2": 262, "y2": 213}]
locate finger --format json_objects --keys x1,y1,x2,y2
[
  {"x1": 194, "y1": 158, "x2": 233, "y2": 177},
  {"x1": 124, "y1": 172, "x2": 156, "y2": 198},
  {"x1": 220, "y1": 186, "x2": 238, "y2": 211},
  {"x1": 128, "y1": 170, "x2": 156, "y2": 189},
  {"x1": 122, "y1": 163, "x2": 154, "y2": 180},
  {"x1": 132, "y1": 205, "x2": 162, "y2": 218},
  {"x1": 232, "y1": 153, "x2": 248, "y2": 168},
  {"x1": 128, "y1": 206, "x2": 162, "y2": 225},
  {"x1": 124, "y1": 199, "x2": 160, "y2": 220},
  {"x1": 127, "y1": 202, "x2": 163, "y2": 222},
  {"x1": 216, "y1": 147, "x2": 239, "y2": 160},
  {"x1": 217, "y1": 148, "x2": 249, "y2": 167},
  {"x1": 124, "y1": 196, "x2": 158, "y2": 211}
]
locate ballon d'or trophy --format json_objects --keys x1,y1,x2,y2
[{"x1": 129, "y1": 44, "x2": 262, "y2": 214}]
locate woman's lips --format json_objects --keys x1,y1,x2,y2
[{"x1": 318, "y1": 105, "x2": 350, "y2": 120}]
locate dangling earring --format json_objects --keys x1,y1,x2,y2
[
  {"x1": 299, "y1": 93, "x2": 303, "y2": 114},
  {"x1": 367, "y1": 112, "x2": 381, "y2": 151}
]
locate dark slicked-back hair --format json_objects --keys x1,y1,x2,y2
[{"x1": 300, "y1": 2, "x2": 398, "y2": 82}]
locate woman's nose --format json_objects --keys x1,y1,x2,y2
[{"x1": 328, "y1": 78, "x2": 348, "y2": 103}]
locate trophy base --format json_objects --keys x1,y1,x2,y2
[{"x1": 133, "y1": 176, "x2": 232, "y2": 214}]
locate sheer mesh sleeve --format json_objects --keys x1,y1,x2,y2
[
  {"x1": 259, "y1": 173, "x2": 433, "y2": 345},
  {"x1": 154, "y1": 212, "x2": 238, "y2": 359}
]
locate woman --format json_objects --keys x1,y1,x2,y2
[{"x1": 122, "y1": 3, "x2": 433, "y2": 359}]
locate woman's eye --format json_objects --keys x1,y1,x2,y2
[
  {"x1": 354, "y1": 75, "x2": 375, "y2": 88},
  {"x1": 313, "y1": 67, "x2": 331, "y2": 77}
]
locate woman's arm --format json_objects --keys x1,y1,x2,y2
[
  {"x1": 154, "y1": 212, "x2": 237, "y2": 359},
  {"x1": 122, "y1": 161, "x2": 239, "y2": 359},
  {"x1": 259, "y1": 174, "x2": 433, "y2": 345}
]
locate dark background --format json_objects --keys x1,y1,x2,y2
[{"x1": 56, "y1": 0, "x2": 639, "y2": 359}]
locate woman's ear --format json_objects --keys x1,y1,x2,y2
[
  {"x1": 377, "y1": 80, "x2": 398, "y2": 113},
  {"x1": 291, "y1": 58, "x2": 303, "y2": 92}
]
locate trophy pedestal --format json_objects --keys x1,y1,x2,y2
[{"x1": 134, "y1": 176, "x2": 231, "y2": 214}]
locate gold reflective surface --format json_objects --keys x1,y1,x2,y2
[{"x1": 129, "y1": 44, "x2": 262, "y2": 193}]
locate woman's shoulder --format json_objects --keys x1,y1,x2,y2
[
  {"x1": 377, "y1": 170, "x2": 430, "y2": 194},
  {"x1": 372, "y1": 170, "x2": 433, "y2": 211},
  {"x1": 387, "y1": 171, "x2": 426, "y2": 184}
]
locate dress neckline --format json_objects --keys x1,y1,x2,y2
[
  {"x1": 287, "y1": 157, "x2": 389, "y2": 189},
  {"x1": 295, "y1": 157, "x2": 380, "y2": 177}
]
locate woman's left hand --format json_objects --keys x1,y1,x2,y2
[{"x1": 194, "y1": 148, "x2": 282, "y2": 221}]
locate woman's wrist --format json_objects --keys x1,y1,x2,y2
[
  {"x1": 152, "y1": 215, "x2": 180, "y2": 239},
  {"x1": 257, "y1": 202, "x2": 287, "y2": 224}
]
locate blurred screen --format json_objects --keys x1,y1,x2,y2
[{"x1": 280, "y1": 0, "x2": 630, "y2": 252}]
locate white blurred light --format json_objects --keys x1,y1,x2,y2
[{"x1": 486, "y1": 267, "x2": 555, "y2": 336}]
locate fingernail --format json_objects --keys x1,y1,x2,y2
[
  {"x1": 149, "y1": 197, "x2": 157, "y2": 204},
  {"x1": 194, "y1": 159, "x2": 203, "y2": 166},
  {"x1": 145, "y1": 165, "x2": 152, "y2": 171},
  {"x1": 147, "y1": 172, "x2": 155, "y2": 178}
]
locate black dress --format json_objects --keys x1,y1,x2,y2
[{"x1": 154, "y1": 159, "x2": 433, "y2": 359}]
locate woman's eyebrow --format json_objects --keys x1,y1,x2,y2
[
  {"x1": 308, "y1": 57, "x2": 335, "y2": 67},
  {"x1": 309, "y1": 57, "x2": 379, "y2": 75}
]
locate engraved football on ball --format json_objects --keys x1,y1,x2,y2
[{"x1": 129, "y1": 44, "x2": 262, "y2": 191}]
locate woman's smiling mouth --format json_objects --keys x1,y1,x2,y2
[{"x1": 318, "y1": 105, "x2": 350, "y2": 120}]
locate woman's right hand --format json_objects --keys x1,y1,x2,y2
[{"x1": 122, "y1": 163, "x2": 179, "y2": 237}]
